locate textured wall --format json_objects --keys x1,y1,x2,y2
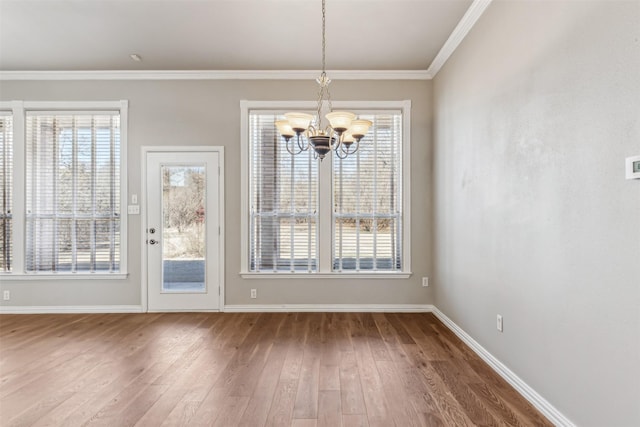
[
  {"x1": 0, "y1": 79, "x2": 433, "y2": 307},
  {"x1": 433, "y1": 1, "x2": 640, "y2": 425}
]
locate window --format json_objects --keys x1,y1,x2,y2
[
  {"x1": 248, "y1": 112, "x2": 318, "y2": 272},
  {"x1": 25, "y1": 112, "x2": 121, "y2": 273},
  {"x1": 241, "y1": 101, "x2": 410, "y2": 276},
  {"x1": 0, "y1": 101, "x2": 128, "y2": 278},
  {"x1": 333, "y1": 113, "x2": 403, "y2": 271},
  {"x1": 0, "y1": 113, "x2": 12, "y2": 272}
]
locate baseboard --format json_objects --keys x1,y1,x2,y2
[
  {"x1": 0, "y1": 305, "x2": 144, "y2": 314},
  {"x1": 224, "y1": 304, "x2": 434, "y2": 313},
  {"x1": 431, "y1": 307, "x2": 575, "y2": 427}
]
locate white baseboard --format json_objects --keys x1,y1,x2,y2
[
  {"x1": 0, "y1": 305, "x2": 143, "y2": 314},
  {"x1": 224, "y1": 304, "x2": 434, "y2": 313},
  {"x1": 431, "y1": 307, "x2": 574, "y2": 427}
]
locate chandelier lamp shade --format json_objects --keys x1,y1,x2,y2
[{"x1": 276, "y1": 0, "x2": 372, "y2": 160}]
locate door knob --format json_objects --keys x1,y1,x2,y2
[{"x1": 148, "y1": 239, "x2": 159, "y2": 245}]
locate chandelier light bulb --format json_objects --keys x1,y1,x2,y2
[
  {"x1": 284, "y1": 112, "x2": 314, "y2": 134},
  {"x1": 349, "y1": 119, "x2": 373, "y2": 141},
  {"x1": 275, "y1": 120, "x2": 295, "y2": 140},
  {"x1": 341, "y1": 132, "x2": 355, "y2": 146},
  {"x1": 325, "y1": 111, "x2": 356, "y2": 134}
]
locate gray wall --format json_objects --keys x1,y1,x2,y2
[
  {"x1": 432, "y1": 1, "x2": 640, "y2": 425},
  {"x1": 0, "y1": 79, "x2": 434, "y2": 307}
]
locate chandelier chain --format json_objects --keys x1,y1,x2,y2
[
  {"x1": 321, "y1": 0, "x2": 326, "y2": 74},
  {"x1": 316, "y1": 0, "x2": 332, "y2": 123}
]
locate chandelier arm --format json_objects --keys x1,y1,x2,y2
[
  {"x1": 296, "y1": 134, "x2": 310, "y2": 151},
  {"x1": 285, "y1": 137, "x2": 303, "y2": 155},
  {"x1": 341, "y1": 138, "x2": 360, "y2": 156},
  {"x1": 335, "y1": 144, "x2": 349, "y2": 159}
]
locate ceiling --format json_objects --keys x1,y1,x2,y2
[{"x1": 0, "y1": 0, "x2": 474, "y2": 72}]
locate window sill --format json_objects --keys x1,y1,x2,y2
[
  {"x1": 0, "y1": 273, "x2": 129, "y2": 281},
  {"x1": 240, "y1": 272, "x2": 412, "y2": 279}
]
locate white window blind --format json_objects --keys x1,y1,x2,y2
[
  {"x1": 249, "y1": 112, "x2": 318, "y2": 272},
  {"x1": 25, "y1": 112, "x2": 121, "y2": 273},
  {"x1": 333, "y1": 112, "x2": 403, "y2": 271},
  {"x1": 0, "y1": 113, "x2": 13, "y2": 272}
]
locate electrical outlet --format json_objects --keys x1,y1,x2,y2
[
  {"x1": 250, "y1": 289, "x2": 257, "y2": 299},
  {"x1": 131, "y1": 194, "x2": 138, "y2": 204},
  {"x1": 3, "y1": 290, "x2": 10, "y2": 301},
  {"x1": 497, "y1": 314, "x2": 503, "y2": 332},
  {"x1": 422, "y1": 277, "x2": 429, "y2": 287}
]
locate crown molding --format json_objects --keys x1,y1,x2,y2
[
  {"x1": 426, "y1": 0, "x2": 493, "y2": 78},
  {"x1": 0, "y1": 69, "x2": 432, "y2": 81}
]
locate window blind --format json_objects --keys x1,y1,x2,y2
[
  {"x1": 249, "y1": 112, "x2": 318, "y2": 272},
  {"x1": 0, "y1": 113, "x2": 12, "y2": 272},
  {"x1": 333, "y1": 112, "x2": 403, "y2": 271},
  {"x1": 25, "y1": 112, "x2": 121, "y2": 273}
]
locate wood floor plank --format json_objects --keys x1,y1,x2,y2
[
  {"x1": 237, "y1": 341, "x2": 290, "y2": 427},
  {"x1": 211, "y1": 395, "x2": 250, "y2": 427},
  {"x1": 338, "y1": 351, "x2": 366, "y2": 416},
  {"x1": 376, "y1": 359, "x2": 425, "y2": 427},
  {"x1": 178, "y1": 386, "x2": 227, "y2": 427},
  {"x1": 342, "y1": 414, "x2": 370, "y2": 427},
  {"x1": 291, "y1": 419, "x2": 318, "y2": 427},
  {"x1": 265, "y1": 379, "x2": 298, "y2": 427},
  {"x1": 317, "y1": 390, "x2": 343, "y2": 427},
  {"x1": 348, "y1": 314, "x2": 389, "y2": 422},
  {"x1": 432, "y1": 360, "x2": 505, "y2": 427},
  {"x1": 361, "y1": 312, "x2": 390, "y2": 362},
  {"x1": 292, "y1": 351, "x2": 320, "y2": 419},
  {"x1": 0, "y1": 312, "x2": 553, "y2": 427}
]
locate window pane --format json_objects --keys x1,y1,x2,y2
[
  {"x1": 333, "y1": 113, "x2": 403, "y2": 271},
  {"x1": 25, "y1": 113, "x2": 121, "y2": 273},
  {"x1": 162, "y1": 165, "x2": 206, "y2": 292},
  {"x1": 249, "y1": 112, "x2": 318, "y2": 272},
  {"x1": 0, "y1": 114, "x2": 13, "y2": 272}
]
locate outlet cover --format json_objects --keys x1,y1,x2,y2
[
  {"x1": 3, "y1": 290, "x2": 10, "y2": 301},
  {"x1": 250, "y1": 289, "x2": 257, "y2": 299},
  {"x1": 422, "y1": 277, "x2": 429, "y2": 287}
]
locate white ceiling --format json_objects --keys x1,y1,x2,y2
[{"x1": 0, "y1": 0, "x2": 474, "y2": 72}]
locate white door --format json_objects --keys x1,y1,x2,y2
[{"x1": 146, "y1": 151, "x2": 221, "y2": 311}]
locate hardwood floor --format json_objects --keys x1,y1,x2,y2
[{"x1": 0, "y1": 312, "x2": 552, "y2": 426}]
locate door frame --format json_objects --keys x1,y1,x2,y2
[{"x1": 140, "y1": 146, "x2": 225, "y2": 312}]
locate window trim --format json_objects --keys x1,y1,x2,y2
[
  {"x1": 0, "y1": 100, "x2": 128, "y2": 279},
  {"x1": 240, "y1": 100, "x2": 411, "y2": 277}
]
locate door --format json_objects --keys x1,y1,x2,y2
[{"x1": 146, "y1": 151, "x2": 221, "y2": 311}]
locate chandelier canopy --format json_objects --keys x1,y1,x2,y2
[{"x1": 276, "y1": 0, "x2": 372, "y2": 160}]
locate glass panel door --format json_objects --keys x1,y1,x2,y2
[{"x1": 146, "y1": 151, "x2": 221, "y2": 312}]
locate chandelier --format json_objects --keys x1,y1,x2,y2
[{"x1": 275, "y1": 0, "x2": 372, "y2": 160}]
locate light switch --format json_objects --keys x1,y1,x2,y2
[
  {"x1": 127, "y1": 205, "x2": 140, "y2": 215},
  {"x1": 626, "y1": 156, "x2": 640, "y2": 179}
]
